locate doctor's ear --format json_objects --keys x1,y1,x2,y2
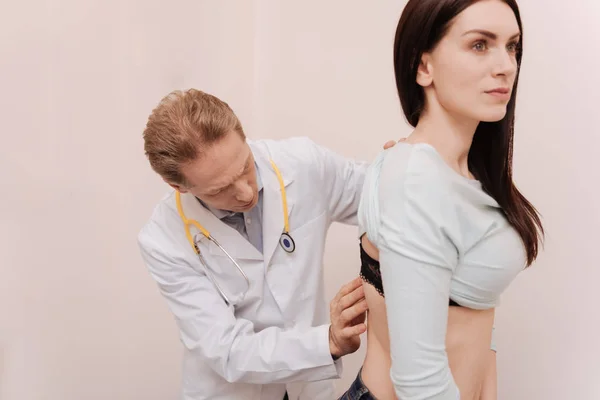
[{"x1": 165, "y1": 179, "x2": 188, "y2": 194}]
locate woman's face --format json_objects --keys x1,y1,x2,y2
[{"x1": 420, "y1": 0, "x2": 521, "y2": 122}]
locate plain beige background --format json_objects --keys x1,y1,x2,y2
[{"x1": 1, "y1": 0, "x2": 599, "y2": 399}]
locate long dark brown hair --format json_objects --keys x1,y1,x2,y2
[{"x1": 393, "y1": 0, "x2": 543, "y2": 266}]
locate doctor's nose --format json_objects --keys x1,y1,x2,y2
[{"x1": 234, "y1": 181, "x2": 254, "y2": 203}]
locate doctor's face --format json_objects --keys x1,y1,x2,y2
[{"x1": 177, "y1": 132, "x2": 259, "y2": 212}]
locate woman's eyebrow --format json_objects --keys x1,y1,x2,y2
[{"x1": 462, "y1": 29, "x2": 521, "y2": 40}]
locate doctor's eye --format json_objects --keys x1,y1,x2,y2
[{"x1": 208, "y1": 188, "x2": 225, "y2": 197}]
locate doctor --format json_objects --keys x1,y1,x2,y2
[{"x1": 138, "y1": 89, "x2": 371, "y2": 400}]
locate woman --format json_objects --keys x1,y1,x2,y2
[{"x1": 340, "y1": 0, "x2": 543, "y2": 399}]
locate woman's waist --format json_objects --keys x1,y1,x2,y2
[
  {"x1": 364, "y1": 305, "x2": 495, "y2": 356},
  {"x1": 446, "y1": 306, "x2": 495, "y2": 350}
]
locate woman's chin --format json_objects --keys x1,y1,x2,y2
[{"x1": 478, "y1": 107, "x2": 508, "y2": 123}]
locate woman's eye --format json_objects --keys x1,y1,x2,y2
[
  {"x1": 473, "y1": 41, "x2": 487, "y2": 52},
  {"x1": 507, "y1": 42, "x2": 519, "y2": 53}
]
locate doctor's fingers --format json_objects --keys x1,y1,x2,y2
[
  {"x1": 383, "y1": 137, "x2": 408, "y2": 150},
  {"x1": 334, "y1": 277, "x2": 363, "y2": 302},
  {"x1": 341, "y1": 321, "x2": 367, "y2": 338},
  {"x1": 339, "y1": 299, "x2": 368, "y2": 325},
  {"x1": 383, "y1": 140, "x2": 396, "y2": 150},
  {"x1": 337, "y1": 285, "x2": 365, "y2": 312}
]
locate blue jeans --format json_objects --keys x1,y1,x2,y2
[{"x1": 338, "y1": 369, "x2": 377, "y2": 400}]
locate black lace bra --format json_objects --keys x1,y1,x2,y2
[{"x1": 359, "y1": 242, "x2": 461, "y2": 307}]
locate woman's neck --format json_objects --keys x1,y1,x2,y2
[{"x1": 408, "y1": 107, "x2": 479, "y2": 179}]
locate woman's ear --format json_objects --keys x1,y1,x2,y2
[{"x1": 416, "y1": 53, "x2": 433, "y2": 87}]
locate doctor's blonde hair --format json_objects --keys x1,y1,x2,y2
[{"x1": 143, "y1": 89, "x2": 245, "y2": 186}]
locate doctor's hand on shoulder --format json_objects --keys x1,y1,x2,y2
[
  {"x1": 328, "y1": 277, "x2": 368, "y2": 359},
  {"x1": 383, "y1": 137, "x2": 407, "y2": 150}
]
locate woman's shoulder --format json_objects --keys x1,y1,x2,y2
[
  {"x1": 358, "y1": 142, "x2": 456, "y2": 242},
  {"x1": 378, "y1": 142, "x2": 455, "y2": 202}
]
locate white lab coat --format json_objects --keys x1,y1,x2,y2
[{"x1": 138, "y1": 137, "x2": 368, "y2": 400}]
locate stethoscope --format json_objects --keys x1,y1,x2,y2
[{"x1": 175, "y1": 159, "x2": 294, "y2": 305}]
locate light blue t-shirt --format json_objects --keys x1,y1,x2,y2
[{"x1": 358, "y1": 142, "x2": 527, "y2": 400}]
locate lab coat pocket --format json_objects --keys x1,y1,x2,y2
[
  {"x1": 272, "y1": 211, "x2": 328, "y2": 303},
  {"x1": 289, "y1": 210, "x2": 328, "y2": 239},
  {"x1": 196, "y1": 239, "x2": 264, "y2": 306}
]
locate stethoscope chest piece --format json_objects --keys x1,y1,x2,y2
[{"x1": 279, "y1": 232, "x2": 295, "y2": 253}]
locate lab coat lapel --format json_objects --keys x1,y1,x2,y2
[{"x1": 178, "y1": 192, "x2": 263, "y2": 261}]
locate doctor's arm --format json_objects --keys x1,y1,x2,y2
[
  {"x1": 310, "y1": 137, "x2": 407, "y2": 225},
  {"x1": 308, "y1": 139, "x2": 369, "y2": 226},
  {"x1": 138, "y1": 224, "x2": 344, "y2": 384}
]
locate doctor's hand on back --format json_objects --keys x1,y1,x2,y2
[
  {"x1": 329, "y1": 277, "x2": 368, "y2": 358},
  {"x1": 296, "y1": 138, "x2": 408, "y2": 360},
  {"x1": 138, "y1": 88, "x2": 401, "y2": 400}
]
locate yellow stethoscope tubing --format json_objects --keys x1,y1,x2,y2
[
  {"x1": 269, "y1": 159, "x2": 290, "y2": 234},
  {"x1": 174, "y1": 159, "x2": 291, "y2": 304},
  {"x1": 176, "y1": 190, "x2": 249, "y2": 305}
]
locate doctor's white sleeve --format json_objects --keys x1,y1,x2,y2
[
  {"x1": 138, "y1": 222, "x2": 342, "y2": 385},
  {"x1": 308, "y1": 139, "x2": 369, "y2": 226}
]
